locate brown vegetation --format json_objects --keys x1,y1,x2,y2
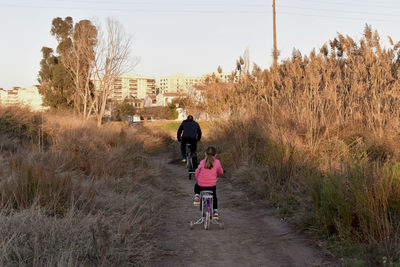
[
  {"x1": 201, "y1": 25, "x2": 400, "y2": 264},
  {"x1": 0, "y1": 106, "x2": 171, "y2": 265}
]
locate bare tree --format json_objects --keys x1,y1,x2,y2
[
  {"x1": 62, "y1": 20, "x2": 97, "y2": 117},
  {"x1": 92, "y1": 18, "x2": 133, "y2": 126}
]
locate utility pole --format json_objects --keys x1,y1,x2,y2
[{"x1": 272, "y1": 0, "x2": 278, "y2": 67}]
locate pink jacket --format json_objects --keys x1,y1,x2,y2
[{"x1": 195, "y1": 158, "x2": 224, "y2": 187}]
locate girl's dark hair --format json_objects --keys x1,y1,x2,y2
[{"x1": 204, "y1": 146, "x2": 216, "y2": 169}]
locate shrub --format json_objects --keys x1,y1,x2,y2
[
  {"x1": 0, "y1": 156, "x2": 92, "y2": 215},
  {"x1": 0, "y1": 109, "x2": 168, "y2": 265}
]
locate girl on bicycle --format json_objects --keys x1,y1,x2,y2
[{"x1": 194, "y1": 146, "x2": 224, "y2": 219}]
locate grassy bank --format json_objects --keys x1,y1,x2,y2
[
  {"x1": 144, "y1": 120, "x2": 211, "y2": 138},
  {"x1": 0, "y1": 106, "x2": 171, "y2": 266}
]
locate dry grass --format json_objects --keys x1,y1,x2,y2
[
  {"x1": 0, "y1": 107, "x2": 171, "y2": 266},
  {"x1": 200, "y1": 25, "x2": 400, "y2": 264}
]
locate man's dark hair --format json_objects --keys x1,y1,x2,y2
[{"x1": 187, "y1": 115, "x2": 193, "y2": 120}]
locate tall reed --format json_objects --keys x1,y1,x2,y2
[{"x1": 202, "y1": 25, "x2": 400, "y2": 263}]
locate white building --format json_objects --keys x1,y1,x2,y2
[
  {"x1": 110, "y1": 74, "x2": 156, "y2": 101},
  {"x1": 18, "y1": 86, "x2": 45, "y2": 111},
  {"x1": 176, "y1": 107, "x2": 187, "y2": 120},
  {"x1": 156, "y1": 92, "x2": 186, "y2": 107},
  {"x1": 201, "y1": 71, "x2": 239, "y2": 83},
  {"x1": 0, "y1": 87, "x2": 19, "y2": 105},
  {"x1": 156, "y1": 72, "x2": 238, "y2": 95},
  {"x1": 144, "y1": 94, "x2": 157, "y2": 108},
  {"x1": 0, "y1": 86, "x2": 45, "y2": 111},
  {"x1": 157, "y1": 73, "x2": 202, "y2": 94}
]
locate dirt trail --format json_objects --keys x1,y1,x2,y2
[{"x1": 151, "y1": 155, "x2": 335, "y2": 267}]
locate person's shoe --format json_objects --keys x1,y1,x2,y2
[
  {"x1": 193, "y1": 194, "x2": 200, "y2": 206},
  {"x1": 213, "y1": 209, "x2": 219, "y2": 220},
  {"x1": 182, "y1": 158, "x2": 187, "y2": 163}
]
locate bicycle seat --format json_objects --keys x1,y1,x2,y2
[
  {"x1": 201, "y1": 190, "x2": 214, "y2": 196},
  {"x1": 186, "y1": 143, "x2": 191, "y2": 146}
]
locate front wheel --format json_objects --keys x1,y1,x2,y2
[
  {"x1": 204, "y1": 211, "x2": 211, "y2": 230},
  {"x1": 189, "y1": 173, "x2": 193, "y2": 180}
]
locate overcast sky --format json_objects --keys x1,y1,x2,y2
[{"x1": 0, "y1": 0, "x2": 399, "y2": 88}]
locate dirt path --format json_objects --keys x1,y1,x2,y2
[{"x1": 151, "y1": 155, "x2": 335, "y2": 267}]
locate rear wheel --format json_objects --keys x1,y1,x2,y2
[
  {"x1": 186, "y1": 154, "x2": 190, "y2": 168},
  {"x1": 188, "y1": 156, "x2": 193, "y2": 170}
]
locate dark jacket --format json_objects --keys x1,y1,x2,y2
[{"x1": 177, "y1": 119, "x2": 202, "y2": 141}]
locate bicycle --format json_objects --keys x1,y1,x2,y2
[
  {"x1": 185, "y1": 143, "x2": 195, "y2": 180},
  {"x1": 190, "y1": 190, "x2": 224, "y2": 230}
]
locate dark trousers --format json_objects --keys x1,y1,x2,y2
[
  {"x1": 194, "y1": 183, "x2": 218, "y2": 209},
  {"x1": 181, "y1": 137, "x2": 198, "y2": 169}
]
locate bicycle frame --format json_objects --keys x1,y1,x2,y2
[{"x1": 190, "y1": 190, "x2": 223, "y2": 230}]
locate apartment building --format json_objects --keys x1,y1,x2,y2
[
  {"x1": 201, "y1": 71, "x2": 239, "y2": 83},
  {"x1": 18, "y1": 86, "x2": 45, "y2": 111},
  {"x1": 110, "y1": 74, "x2": 156, "y2": 102},
  {"x1": 157, "y1": 72, "x2": 238, "y2": 94},
  {"x1": 0, "y1": 88, "x2": 6, "y2": 104},
  {"x1": 157, "y1": 73, "x2": 202, "y2": 94},
  {"x1": 0, "y1": 86, "x2": 45, "y2": 111},
  {"x1": 0, "y1": 87, "x2": 19, "y2": 105}
]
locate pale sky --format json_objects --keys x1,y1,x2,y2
[{"x1": 0, "y1": 0, "x2": 399, "y2": 89}]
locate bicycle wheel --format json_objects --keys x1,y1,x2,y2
[
  {"x1": 188, "y1": 154, "x2": 193, "y2": 170},
  {"x1": 204, "y1": 211, "x2": 211, "y2": 230},
  {"x1": 204, "y1": 199, "x2": 211, "y2": 230},
  {"x1": 186, "y1": 152, "x2": 190, "y2": 169}
]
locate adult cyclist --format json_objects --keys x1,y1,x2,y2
[{"x1": 177, "y1": 115, "x2": 202, "y2": 171}]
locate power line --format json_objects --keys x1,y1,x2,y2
[
  {"x1": 7, "y1": 0, "x2": 400, "y2": 17},
  {"x1": 3, "y1": 1, "x2": 400, "y2": 22},
  {"x1": 0, "y1": 3, "x2": 269, "y2": 14},
  {"x1": 278, "y1": 11, "x2": 400, "y2": 23},
  {"x1": 44, "y1": 0, "x2": 271, "y2": 8},
  {"x1": 278, "y1": 0, "x2": 400, "y2": 10},
  {"x1": 279, "y1": 4, "x2": 400, "y2": 17}
]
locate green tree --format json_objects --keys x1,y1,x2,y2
[
  {"x1": 51, "y1": 17, "x2": 73, "y2": 55},
  {"x1": 38, "y1": 17, "x2": 75, "y2": 109},
  {"x1": 38, "y1": 47, "x2": 74, "y2": 109},
  {"x1": 38, "y1": 17, "x2": 98, "y2": 113},
  {"x1": 112, "y1": 98, "x2": 136, "y2": 120},
  {"x1": 165, "y1": 102, "x2": 178, "y2": 120},
  {"x1": 119, "y1": 99, "x2": 136, "y2": 117}
]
